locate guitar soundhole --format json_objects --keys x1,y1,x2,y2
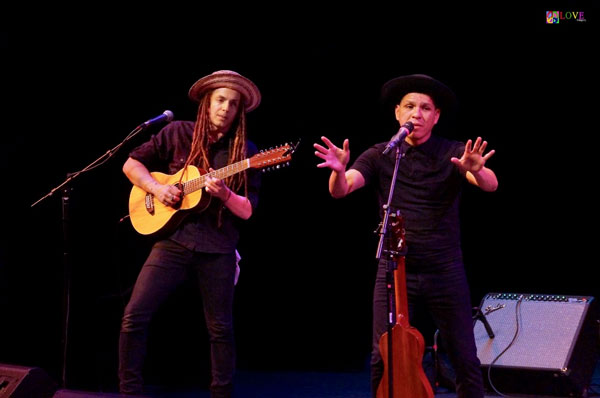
[{"x1": 144, "y1": 194, "x2": 155, "y2": 215}]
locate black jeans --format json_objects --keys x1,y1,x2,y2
[
  {"x1": 119, "y1": 239, "x2": 236, "y2": 398},
  {"x1": 370, "y1": 256, "x2": 484, "y2": 398}
]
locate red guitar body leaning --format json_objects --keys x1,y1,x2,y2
[{"x1": 376, "y1": 213, "x2": 434, "y2": 398}]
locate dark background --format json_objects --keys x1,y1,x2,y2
[{"x1": 2, "y1": 3, "x2": 599, "y2": 393}]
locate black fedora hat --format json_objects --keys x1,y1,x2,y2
[{"x1": 381, "y1": 74, "x2": 457, "y2": 113}]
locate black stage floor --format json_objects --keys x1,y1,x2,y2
[{"x1": 54, "y1": 360, "x2": 600, "y2": 398}]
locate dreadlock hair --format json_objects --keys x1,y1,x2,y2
[{"x1": 180, "y1": 89, "x2": 249, "y2": 225}]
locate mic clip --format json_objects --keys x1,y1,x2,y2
[{"x1": 382, "y1": 121, "x2": 414, "y2": 155}]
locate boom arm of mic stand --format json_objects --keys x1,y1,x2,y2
[{"x1": 31, "y1": 124, "x2": 147, "y2": 208}]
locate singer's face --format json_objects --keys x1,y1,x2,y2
[
  {"x1": 395, "y1": 93, "x2": 440, "y2": 145},
  {"x1": 209, "y1": 88, "x2": 242, "y2": 132}
]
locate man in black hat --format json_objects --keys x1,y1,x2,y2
[{"x1": 314, "y1": 74, "x2": 497, "y2": 398}]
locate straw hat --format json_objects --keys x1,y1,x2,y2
[{"x1": 188, "y1": 70, "x2": 261, "y2": 112}]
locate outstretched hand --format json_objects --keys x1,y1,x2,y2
[
  {"x1": 451, "y1": 137, "x2": 495, "y2": 174},
  {"x1": 314, "y1": 136, "x2": 350, "y2": 173}
]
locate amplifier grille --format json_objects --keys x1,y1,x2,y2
[{"x1": 474, "y1": 293, "x2": 592, "y2": 370}]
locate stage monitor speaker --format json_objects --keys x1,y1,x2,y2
[
  {"x1": 474, "y1": 293, "x2": 599, "y2": 397},
  {"x1": 0, "y1": 363, "x2": 57, "y2": 398}
]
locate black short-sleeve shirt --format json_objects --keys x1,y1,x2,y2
[
  {"x1": 129, "y1": 120, "x2": 261, "y2": 253},
  {"x1": 350, "y1": 134, "x2": 465, "y2": 260}
]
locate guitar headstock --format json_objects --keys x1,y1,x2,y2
[{"x1": 249, "y1": 140, "x2": 299, "y2": 171}]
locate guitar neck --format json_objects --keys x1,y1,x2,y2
[
  {"x1": 183, "y1": 159, "x2": 250, "y2": 195},
  {"x1": 394, "y1": 257, "x2": 410, "y2": 327}
]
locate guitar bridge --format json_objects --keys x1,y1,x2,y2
[{"x1": 145, "y1": 193, "x2": 155, "y2": 215}]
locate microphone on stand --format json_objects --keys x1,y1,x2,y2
[
  {"x1": 139, "y1": 110, "x2": 174, "y2": 128},
  {"x1": 382, "y1": 121, "x2": 414, "y2": 154}
]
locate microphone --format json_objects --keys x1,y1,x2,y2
[
  {"x1": 382, "y1": 121, "x2": 414, "y2": 154},
  {"x1": 139, "y1": 110, "x2": 174, "y2": 128}
]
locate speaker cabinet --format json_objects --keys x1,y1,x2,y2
[
  {"x1": 474, "y1": 293, "x2": 599, "y2": 397},
  {"x1": 0, "y1": 364, "x2": 57, "y2": 398}
]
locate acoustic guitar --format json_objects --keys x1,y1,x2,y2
[
  {"x1": 377, "y1": 210, "x2": 434, "y2": 398},
  {"x1": 128, "y1": 143, "x2": 295, "y2": 236}
]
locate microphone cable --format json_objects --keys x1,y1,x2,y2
[{"x1": 485, "y1": 294, "x2": 524, "y2": 398}]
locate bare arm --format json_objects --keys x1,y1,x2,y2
[
  {"x1": 465, "y1": 167, "x2": 498, "y2": 192},
  {"x1": 314, "y1": 136, "x2": 365, "y2": 198},
  {"x1": 328, "y1": 169, "x2": 365, "y2": 198},
  {"x1": 123, "y1": 157, "x2": 181, "y2": 205},
  {"x1": 205, "y1": 171, "x2": 253, "y2": 220}
]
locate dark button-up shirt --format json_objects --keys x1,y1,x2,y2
[
  {"x1": 350, "y1": 134, "x2": 465, "y2": 261},
  {"x1": 129, "y1": 120, "x2": 260, "y2": 253}
]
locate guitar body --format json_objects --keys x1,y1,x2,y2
[
  {"x1": 129, "y1": 165, "x2": 209, "y2": 237},
  {"x1": 377, "y1": 323, "x2": 434, "y2": 398},
  {"x1": 128, "y1": 142, "x2": 297, "y2": 236}
]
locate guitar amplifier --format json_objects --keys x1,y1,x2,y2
[
  {"x1": 0, "y1": 363, "x2": 57, "y2": 398},
  {"x1": 474, "y1": 293, "x2": 599, "y2": 397}
]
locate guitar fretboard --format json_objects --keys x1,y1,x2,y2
[{"x1": 182, "y1": 159, "x2": 250, "y2": 195}]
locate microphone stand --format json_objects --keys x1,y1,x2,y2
[
  {"x1": 473, "y1": 306, "x2": 495, "y2": 339},
  {"x1": 31, "y1": 122, "x2": 153, "y2": 388},
  {"x1": 375, "y1": 144, "x2": 405, "y2": 398}
]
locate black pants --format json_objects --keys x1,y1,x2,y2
[
  {"x1": 371, "y1": 256, "x2": 484, "y2": 398},
  {"x1": 118, "y1": 239, "x2": 236, "y2": 398}
]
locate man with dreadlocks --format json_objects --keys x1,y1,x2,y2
[{"x1": 118, "y1": 70, "x2": 262, "y2": 398}]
